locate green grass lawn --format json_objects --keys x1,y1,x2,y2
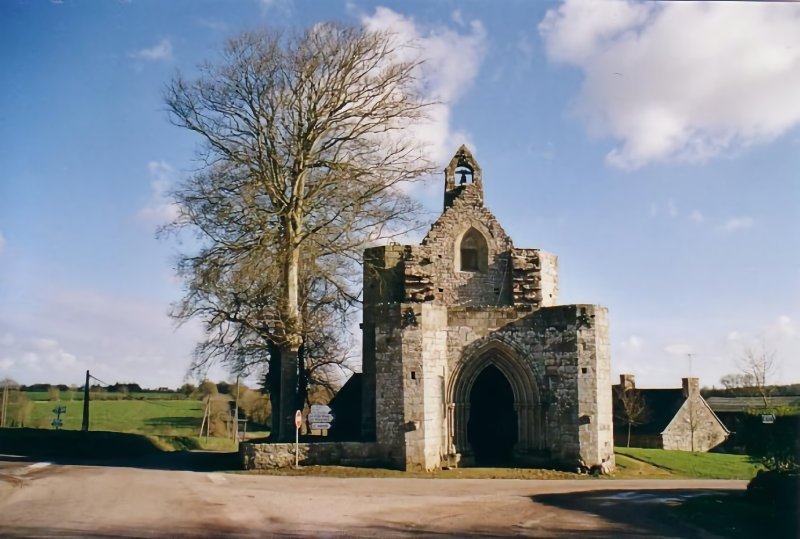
[
  {"x1": 615, "y1": 447, "x2": 760, "y2": 479},
  {"x1": 29, "y1": 399, "x2": 205, "y2": 436}
]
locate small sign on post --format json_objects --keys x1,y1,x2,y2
[
  {"x1": 294, "y1": 410, "x2": 302, "y2": 467},
  {"x1": 762, "y1": 414, "x2": 776, "y2": 424},
  {"x1": 52, "y1": 405, "x2": 66, "y2": 430},
  {"x1": 308, "y1": 404, "x2": 334, "y2": 433}
]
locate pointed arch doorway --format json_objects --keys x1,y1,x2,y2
[
  {"x1": 468, "y1": 365, "x2": 517, "y2": 465},
  {"x1": 447, "y1": 341, "x2": 546, "y2": 467}
]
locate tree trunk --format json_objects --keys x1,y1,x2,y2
[
  {"x1": 275, "y1": 213, "x2": 304, "y2": 441},
  {"x1": 627, "y1": 423, "x2": 631, "y2": 448},
  {"x1": 266, "y1": 341, "x2": 282, "y2": 440}
]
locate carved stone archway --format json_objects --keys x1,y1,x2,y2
[{"x1": 447, "y1": 340, "x2": 546, "y2": 464}]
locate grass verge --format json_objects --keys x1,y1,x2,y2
[{"x1": 615, "y1": 447, "x2": 760, "y2": 479}]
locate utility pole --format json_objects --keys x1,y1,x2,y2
[
  {"x1": 1, "y1": 383, "x2": 8, "y2": 428},
  {"x1": 233, "y1": 375, "x2": 240, "y2": 442},
  {"x1": 81, "y1": 370, "x2": 90, "y2": 431}
]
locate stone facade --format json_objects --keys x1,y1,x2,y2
[
  {"x1": 361, "y1": 146, "x2": 615, "y2": 471},
  {"x1": 662, "y1": 378, "x2": 730, "y2": 452}
]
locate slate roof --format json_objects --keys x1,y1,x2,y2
[
  {"x1": 612, "y1": 386, "x2": 685, "y2": 435},
  {"x1": 328, "y1": 373, "x2": 362, "y2": 440}
]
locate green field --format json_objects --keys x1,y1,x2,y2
[
  {"x1": 22, "y1": 391, "x2": 186, "y2": 402},
  {"x1": 615, "y1": 447, "x2": 760, "y2": 479},
  {"x1": 29, "y1": 399, "x2": 206, "y2": 436}
]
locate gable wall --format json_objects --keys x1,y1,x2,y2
[
  {"x1": 662, "y1": 395, "x2": 729, "y2": 452},
  {"x1": 419, "y1": 182, "x2": 514, "y2": 306}
]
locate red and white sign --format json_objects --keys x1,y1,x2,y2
[{"x1": 294, "y1": 410, "x2": 302, "y2": 429}]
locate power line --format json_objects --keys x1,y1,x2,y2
[{"x1": 88, "y1": 374, "x2": 112, "y2": 387}]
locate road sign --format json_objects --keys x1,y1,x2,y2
[
  {"x1": 308, "y1": 404, "x2": 333, "y2": 423},
  {"x1": 762, "y1": 414, "x2": 776, "y2": 424},
  {"x1": 310, "y1": 422, "x2": 332, "y2": 430},
  {"x1": 294, "y1": 410, "x2": 303, "y2": 429}
]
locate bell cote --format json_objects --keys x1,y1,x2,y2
[{"x1": 444, "y1": 145, "x2": 483, "y2": 210}]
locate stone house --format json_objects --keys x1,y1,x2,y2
[
  {"x1": 612, "y1": 374, "x2": 729, "y2": 452},
  {"x1": 358, "y1": 146, "x2": 615, "y2": 471}
]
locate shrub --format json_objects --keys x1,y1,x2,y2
[{"x1": 743, "y1": 411, "x2": 799, "y2": 472}]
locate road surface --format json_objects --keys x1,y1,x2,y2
[{"x1": 0, "y1": 455, "x2": 745, "y2": 538}]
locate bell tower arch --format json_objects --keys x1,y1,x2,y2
[{"x1": 444, "y1": 145, "x2": 483, "y2": 209}]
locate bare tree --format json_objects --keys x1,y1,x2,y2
[
  {"x1": 719, "y1": 372, "x2": 756, "y2": 392},
  {"x1": 164, "y1": 24, "x2": 435, "y2": 441},
  {"x1": 614, "y1": 385, "x2": 649, "y2": 448},
  {"x1": 738, "y1": 340, "x2": 778, "y2": 408}
]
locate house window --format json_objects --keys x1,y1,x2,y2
[{"x1": 458, "y1": 228, "x2": 487, "y2": 272}]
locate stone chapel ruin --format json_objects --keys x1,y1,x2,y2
[
  {"x1": 242, "y1": 146, "x2": 615, "y2": 471},
  {"x1": 360, "y1": 145, "x2": 614, "y2": 470}
]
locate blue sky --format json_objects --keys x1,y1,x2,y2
[{"x1": 1, "y1": 0, "x2": 798, "y2": 389}]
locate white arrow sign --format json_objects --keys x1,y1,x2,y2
[
  {"x1": 311, "y1": 422, "x2": 332, "y2": 430},
  {"x1": 308, "y1": 404, "x2": 334, "y2": 423}
]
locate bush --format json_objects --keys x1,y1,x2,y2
[{"x1": 743, "y1": 411, "x2": 799, "y2": 472}]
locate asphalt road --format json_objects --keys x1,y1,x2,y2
[{"x1": 0, "y1": 455, "x2": 746, "y2": 538}]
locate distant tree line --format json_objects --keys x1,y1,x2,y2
[{"x1": 702, "y1": 383, "x2": 800, "y2": 398}]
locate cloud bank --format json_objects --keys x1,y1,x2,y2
[
  {"x1": 361, "y1": 8, "x2": 487, "y2": 164},
  {"x1": 539, "y1": 1, "x2": 800, "y2": 169}
]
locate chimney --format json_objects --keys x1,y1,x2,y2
[
  {"x1": 620, "y1": 374, "x2": 635, "y2": 390},
  {"x1": 682, "y1": 377, "x2": 700, "y2": 397}
]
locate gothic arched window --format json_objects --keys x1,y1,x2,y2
[{"x1": 459, "y1": 228, "x2": 488, "y2": 272}]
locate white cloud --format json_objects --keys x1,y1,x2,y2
[
  {"x1": 621, "y1": 335, "x2": 644, "y2": 352},
  {"x1": 130, "y1": 39, "x2": 173, "y2": 61},
  {"x1": 717, "y1": 216, "x2": 754, "y2": 232},
  {"x1": 137, "y1": 161, "x2": 181, "y2": 226},
  {"x1": 667, "y1": 199, "x2": 677, "y2": 218},
  {"x1": 727, "y1": 331, "x2": 743, "y2": 343},
  {"x1": 689, "y1": 210, "x2": 704, "y2": 224},
  {"x1": 0, "y1": 333, "x2": 14, "y2": 346},
  {"x1": 0, "y1": 357, "x2": 12, "y2": 371},
  {"x1": 0, "y1": 285, "x2": 205, "y2": 387},
  {"x1": 770, "y1": 315, "x2": 797, "y2": 338},
  {"x1": 0, "y1": 231, "x2": 5, "y2": 254},
  {"x1": 361, "y1": 7, "x2": 487, "y2": 164},
  {"x1": 664, "y1": 343, "x2": 694, "y2": 356},
  {"x1": 539, "y1": 1, "x2": 800, "y2": 169}
]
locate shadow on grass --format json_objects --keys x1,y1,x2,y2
[{"x1": 0, "y1": 428, "x2": 238, "y2": 472}]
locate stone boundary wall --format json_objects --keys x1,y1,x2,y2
[{"x1": 240, "y1": 442, "x2": 390, "y2": 470}]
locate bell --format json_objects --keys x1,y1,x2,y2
[{"x1": 459, "y1": 170, "x2": 468, "y2": 185}]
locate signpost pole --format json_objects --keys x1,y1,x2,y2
[{"x1": 294, "y1": 410, "x2": 302, "y2": 468}]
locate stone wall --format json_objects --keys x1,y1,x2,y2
[
  {"x1": 661, "y1": 395, "x2": 729, "y2": 452},
  {"x1": 511, "y1": 249, "x2": 559, "y2": 308},
  {"x1": 240, "y1": 442, "x2": 390, "y2": 470}
]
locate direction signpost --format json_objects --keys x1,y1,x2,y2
[
  {"x1": 294, "y1": 410, "x2": 302, "y2": 467},
  {"x1": 308, "y1": 405, "x2": 334, "y2": 433},
  {"x1": 51, "y1": 405, "x2": 66, "y2": 430}
]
